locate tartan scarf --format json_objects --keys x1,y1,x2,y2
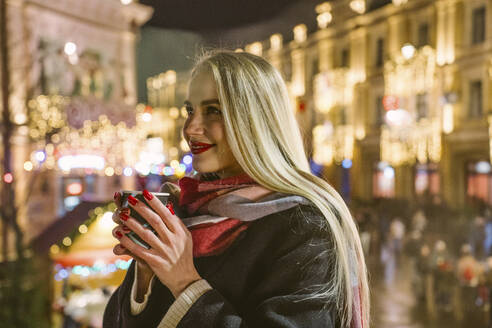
[
  {"x1": 165, "y1": 172, "x2": 364, "y2": 328},
  {"x1": 174, "y1": 173, "x2": 309, "y2": 257}
]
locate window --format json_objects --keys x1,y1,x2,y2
[
  {"x1": 472, "y1": 6, "x2": 486, "y2": 44},
  {"x1": 375, "y1": 38, "x2": 384, "y2": 67},
  {"x1": 417, "y1": 23, "x2": 429, "y2": 48},
  {"x1": 375, "y1": 95, "x2": 384, "y2": 126},
  {"x1": 341, "y1": 48, "x2": 350, "y2": 68},
  {"x1": 373, "y1": 162, "x2": 395, "y2": 198},
  {"x1": 467, "y1": 161, "x2": 492, "y2": 205},
  {"x1": 416, "y1": 93, "x2": 428, "y2": 120},
  {"x1": 469, "y1": 80, "x2": 483, "y2": 118}
]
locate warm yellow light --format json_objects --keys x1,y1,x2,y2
[
  {"x1": 246, "y1": 42, "x2": 262, "y2": 56},
  {"x1": 50, "y1": 244, "x2": 60, "y2": 254},
  {"x1": 170, "y1": 160, "x2": 180, "y2": 169},
  {"x1": 105, "y1": 167, "x2": 115, "y2": 176},
  {"x1": 169, "y1": 107, "x2": 180, "y2": 119},
  {"x1": 293, "y1": 24, "x2": 307, "y2": 43},
  {"x1": 78, "y1": 224, "x2": 88, "y2": 234},
  {"x1": 392, "y1": 0, "x2": 408, "y2": 6},
  {"x1": 315, "y1": 2, "x2": 332, "y2": 14},
  {"x1": 442, "y1": 104, "x2": 454, "y2": 134},
  {"x1": 24, "y1": 161, "x2": 33, "y2": 171},
  {"x1": 349, "y1": 0, "x2": 365, "y2": 14},
  {"x1": 270, "y1": 34, "x2": 283, "y2": 51},
  {"x1": 62, "y1": 237, "x2": 72, "y2": 246},
  {"x1": 165, "y1": 70, "x2": 177, "y2": 84},
  {"x1": 317, "y1": 12, "x2": 333, "y2": 29}
]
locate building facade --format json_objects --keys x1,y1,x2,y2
[{"x1": 148, "y1": 0, "x2": 492, "y2": 209}]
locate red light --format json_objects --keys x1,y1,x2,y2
[
  {"x1": 3, "y1": 173, "x2": 13, "y2": 184},
  {"x1": 144, "y1": 105, "x2": 153, "y2": 113},
  {"x1": 66, "y1": 182, "x2": 83, "y2": 195},
  {"x1": 382, "y1": 95, "x2": 399, "y2": 111}
]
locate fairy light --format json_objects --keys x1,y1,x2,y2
[
  {"x1": 3, "y1": 173, "x2": 13, "y2": 184},
  {"x1": 105, "y1": 167, "x2": 115, "y2": 176},
  {"x1": 50, "y1": 244, "x2": 60, "y2": 254},
  {"x1": 78, "y1": 224, "x2": 88, "y2": 234},
  {"x1": 24, "y1": 161, "x2": 33, "y2": 171},
  {"x1": 62, "y1": 237, "x2": 72, "y2": 246}
]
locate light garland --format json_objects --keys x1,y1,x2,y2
[
  {"x1": 54, "y1": 259, "x2": 132, "y2": 281},
  {"x1": 381, "y1": 46, "x2": 441, "y2": 166}
]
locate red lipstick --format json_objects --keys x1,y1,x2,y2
[{"x1": 190, "y1": 141, "x2": 216, "y2": 154}]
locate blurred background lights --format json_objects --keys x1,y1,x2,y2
[
  {"x1": 401, "y1": 43, "x2": 416, "y2": 60},
  {"x1": 66, "y1": 182, "x2": 83, "y2": 195},
  {"x1": 384, "y1": 166, "x2": 395, "y2": 179},
  {"x1": 476, "y1": 161, "x2": 491, "y2": 174},
  {"x1": 63, "y1": 42, "x2": 77, "y2": 56},
  {"x1": 35, "y1": 150, "x2": 46, "y2": 163},
  {"x1": 98, "y1": 212, "x2": 116, "y2": 230},
  {"x1": 50, "y1": 244, "x2": 60, "y2": 254},
  {"x1": 183, "y1": 154, "x2": 192, "y2": 165},
  {"x1": 120, "y1": 0, "x2": 132, "y2": 5},
  {"x1": 141, "y1": 112, "x2": 152, "y2": 122},
  {"x1": 342, "y1": 159, "x2": 352, "y2": 169},
  {"x1": 123, "y1": 167, "x2": 133, "y2": 176},
  {"x1": 3, "y1": 173, "x2": 13, "y2": 184},
  {"x1": 105, "y1": 167, "x2": 115, "y2": 176},
  {"x1": 62, "y1": 237, "x2": 72, "y2": 246},
  {"x1": 78, "y1": 224, "x2": 88, "y2": 234},
  {"x1": 24, "y1": 161, "x2": 33, "y2": 171},
  {"x1": 385, "y1": 109, "x2": 412, "y2": 127}
]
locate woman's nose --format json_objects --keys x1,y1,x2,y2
[{"x1": 184, "y1": 111, "x2": 205, "y2": 135}]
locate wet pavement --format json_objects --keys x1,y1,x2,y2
[{"x1": 370, "y1": 256, "x2": 485, "y2": 328}]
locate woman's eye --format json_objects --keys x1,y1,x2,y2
[
  {"x1": 206, "y1": 106, "x2": 221, "y2": 115},
  {"x1": 185, "y1": 106, "x2": 194, "y2": 115}
]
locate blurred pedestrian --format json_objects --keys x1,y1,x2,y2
[{"x1": 470, "y1": 215, "x2": 486, "y2": 260}]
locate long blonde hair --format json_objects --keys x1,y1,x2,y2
[{"x1": 192, "y1": 50, "x2": 369, "y2": 327}]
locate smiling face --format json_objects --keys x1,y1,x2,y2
[{"x1": 183, "y1": 68, "x2": 244, "y2": 179}]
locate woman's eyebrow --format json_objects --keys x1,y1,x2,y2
[{"x1": 184, "y1": 99, "x2": 220, "y2": 106}]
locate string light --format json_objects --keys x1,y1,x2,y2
[
  {"x1": 3, "y1": 173, "x2": 13, "y2": 184},
  {"x1": 24, "y1": 161, "x2": 33, "y2": 171}
]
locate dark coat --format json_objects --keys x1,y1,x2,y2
[{"x1": 103, "y1": 204, "x2": 339, "y2": 327}]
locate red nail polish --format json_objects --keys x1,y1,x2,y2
[
  {"x1": 143, "y1": 189, "x2": 153, "y2": 201},
  {"x1": 114, "y1": 192, "x2": 120, "y2": 200},
  {"x1": 166, "y1": 202, "x2": 175, "y2": 215},
  {"x1": 116, "y1": 231, "x2": 123, "y2": 239},
  {"x1": 120, "y1": 213, "x2": 129, "y2": 221},
  {"x1": 128, "y1": 195, "x2": 138, "y2": 206}
]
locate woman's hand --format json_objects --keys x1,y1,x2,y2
[
  {"x1": 112, "y1": 192, "x2": 153, "y2": 277},
  {"x1": 112, "y1": 190, "x2": 201, "y2": 298}
]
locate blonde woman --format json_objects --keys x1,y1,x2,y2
[{"x1": 103, "y1": 50, "x2": 369, "y2": 328}]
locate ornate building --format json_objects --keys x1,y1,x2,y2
[
  {"x1": 3, "y1": 0, "x2": 153, "y2": 250},
  {"x1": 149, "y1": 0, "x2": 492, "y2": 209}
]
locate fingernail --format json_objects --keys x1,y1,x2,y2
[
  {"x1": 166, "y1": 202, "x2": 175, "y2": 215},
  {"x1": 114, "y1": 192, "x2": 120, "y2": 200},
  {"x1": 116, "y1": 231, "x2": 123, "y2": 239},
  {"x1": 143, "y1": 189, "x2": 153, "y2": 201},
  {"x1": 122, "y1": 226, "x2": 131, "y2": 232},
  {"x1": 128, "y1": 195, "x2": 138, "y2": 206},
  {"x1": 120, "y1": 213, "x2": 129, "y2": 221}
]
